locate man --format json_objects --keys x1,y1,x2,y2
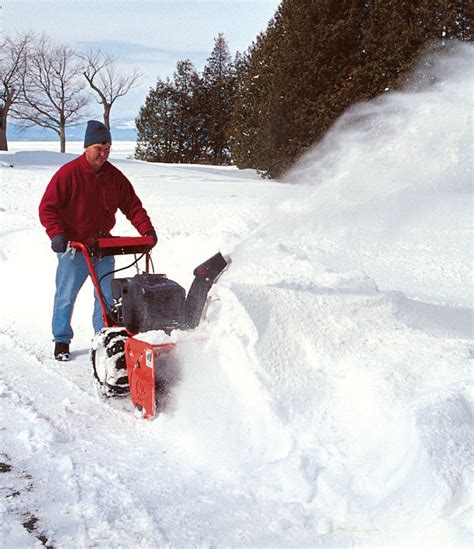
[{"x1": 39, "y1": 120, "x2": 157, "y2": 361}]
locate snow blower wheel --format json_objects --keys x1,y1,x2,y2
[{"x1": 91, "y1": 327, "x2": 129, "y2": 397}]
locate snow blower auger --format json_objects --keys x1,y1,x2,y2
[{"x1": 70, "y1": 236, "x2": 230, "y2": 419}]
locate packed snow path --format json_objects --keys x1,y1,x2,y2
[{"x1": 1, "y1": 44, "x2": 473, "y2": 548}]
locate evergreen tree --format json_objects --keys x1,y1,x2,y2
[
  {"x1": 230, "y1": 0, "x2": 472, "y2": 178},
  {"x1": 229, "y1": 27, "x2": 279, "y2": 171},
  {"x1": 171, "y1": 60, "x2": 202, "y2": 162},
  {"x1": 228, "y1": 48, "x2": 254, "y2": 167},
  {"x1": 135, "y1": 61, "x2": 202, "y2": 163},
  {"x1": 200, "y1": 34, "x2": 236, "y2": 164},
  {"x1": 135, "y1": 35, "x2": 238, "y2": 165},
  {"x1": 135, "y1": 78, "x2": 176, "y2": 162}
]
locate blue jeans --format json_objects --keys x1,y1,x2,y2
[{"x1": 52, "y1": 250, "x2": 115, "y2": 343}]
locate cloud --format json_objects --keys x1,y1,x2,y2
[
  {"x1": 75, "y1": 40, "x2": 211, "y2": 117},
  {"x1": 76, "y1": 40, "x2": 208, "y2": 62},
  {"x1": 75, "y1": 40, "x2": 210, "y2": 79}
]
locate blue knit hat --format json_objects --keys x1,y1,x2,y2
[{"x1": 84, "y1": 120, "x2": 112, "y2": 148}]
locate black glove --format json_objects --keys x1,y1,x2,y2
[
  {"x1": 51, "y1": 234, "x2": 68, "y2": 253},
  {"x1": 144, "y1": 230, "x2": 158, "y2": 247}
]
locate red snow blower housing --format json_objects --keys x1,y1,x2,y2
[{"x1": 70, "y1": 236, "x2": 229, "y2": 419}]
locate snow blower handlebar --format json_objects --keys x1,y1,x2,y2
[
  {"x1": 87, "y1": 236, "x2": 155, "y2": 258},
  {"x1": 70, "y1": 236, "x2": 155, "y2": 328}
]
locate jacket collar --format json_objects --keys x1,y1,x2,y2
[{"x1": 79, "y1": 152, "x2": 110, "y2": 175}]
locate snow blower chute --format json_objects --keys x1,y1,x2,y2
[{"x1": 70, "y1": 236, "x2": 229, "y2": 419}]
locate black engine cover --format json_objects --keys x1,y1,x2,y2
[
  {"x1": 112, "y1": 274, "x2": 186, "y2": 334},
  {"x1": 111, "y1": 252, "x2": 229, "y2": 334}
]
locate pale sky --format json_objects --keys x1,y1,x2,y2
[{"x1": 1, "y1": 1, "x2": 281, "y2": 119}]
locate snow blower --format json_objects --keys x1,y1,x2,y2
[{"x1": 70, "y1": 236, "x2": 229, "y2": 419}]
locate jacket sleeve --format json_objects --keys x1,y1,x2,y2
[
  {"x1": 38, "y1": 171, "x2": 68, "y2": 239},
  {"x1": 118, "y1": 174, "x2": 155, "y2": 235}
]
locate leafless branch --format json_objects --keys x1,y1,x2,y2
[
  {"x1": 12, "y1": 35, "x2": 90, "y2": 152},
  {"x1": 0, "y1": 32, "x2": 33, "y2": 149},
  {"x1": 79, "y1": 48, "x2": 142, "y2": 128}
]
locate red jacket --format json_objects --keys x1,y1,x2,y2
[{"x1": 39, "y1": 153, "x2": 154, "y2": 245}]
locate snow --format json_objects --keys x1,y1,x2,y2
[{"x1": 1, "y1": 43, "x2": 473, "y2": 547}]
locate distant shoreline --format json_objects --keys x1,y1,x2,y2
[{"x1": 3, "y1": 141, "x2": 137, "y2": 159}]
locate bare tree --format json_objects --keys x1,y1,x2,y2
[
  {"x1": 0, "y1": 33, "x2": 31, "y2": 151},
  {"x1": 81, "y1": 49, "x2": 142, "y2": 129},
  {"x1": 13, "y1": 36, "x2": 90, "y2": 152}
]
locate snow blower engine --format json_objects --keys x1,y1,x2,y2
[{"x1": 70, "y1": 236, "x2": 230, "y2": 419}]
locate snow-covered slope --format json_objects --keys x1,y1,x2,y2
[{"x1": 0, "y1": 43, "x2": 472, "y2": 548}]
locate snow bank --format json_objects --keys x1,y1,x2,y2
[{"x1": 0, "y1": 150, "x2": 77, "y2": 167}]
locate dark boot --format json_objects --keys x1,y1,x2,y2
[{"x1": 54, "y1": 342, "x2": 70, "y2": 361}]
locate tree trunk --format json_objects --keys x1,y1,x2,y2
[
  {"x1": 0, "y1": 130, "x2": 7, "y2": 151},
  {"x1": 60, "y1": 125, "x2": 66, "y2": 153},
  {"x1": 103, "y1": 105, "x2": 111, "y2": 129},
  {"x1": 0, "y1": 108, "x2": 10, "y2": 151}
]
